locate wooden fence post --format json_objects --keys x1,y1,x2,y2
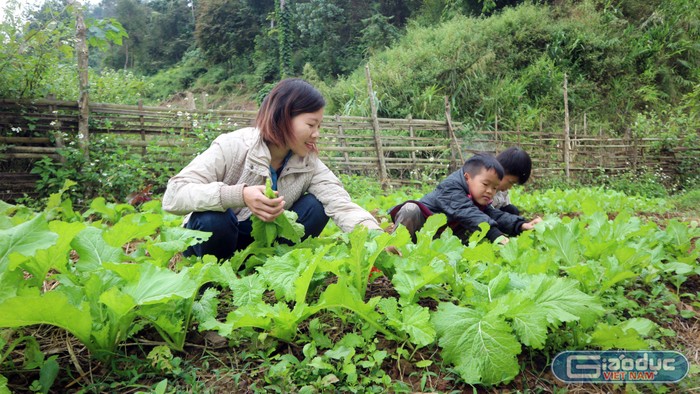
[
  {"x1": 444, "y1": 96, "x2": 463, "y2": 171},
  {"x1": 335, "y1": 114, "x2": 351, "y2": 173},
  {"x1": 494, "y1": 113, "x2": 499, "y2": 151},
  {"x1": 139, "y1": 99, "x2": 146, "y2": 156},
  {"x1": 625, "y1": 127, "x2": 638, "y2": 171},
  {"x1": 407, "y1": 114, "x2": 417, "y2": 166},
  {"x1": 75, "y1": 2, "x2": 90, "y2": 161},
  {"x1": 365, "y1": 64, "x2": 388, "y2": 188},
  {"x1": 563, "y1": 73, "x2": 571, "y2": 178}
]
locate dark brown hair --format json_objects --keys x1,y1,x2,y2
[
  {"x1": 462, "y1": 152, "x2": 505, "y2": 180},
  {"x1": 496, "y1": 146, "x2": 532, "y2": 184},
  {"x1": 255, "y1": 78, "x2": 325, "y2": 147}
]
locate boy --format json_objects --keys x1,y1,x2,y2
[
  {"x1": 390, "y1": 153, "x2": 541, "y2": 244},
  {"x1": 492, "y1": 147, "x2": 531, "y2": 215}
]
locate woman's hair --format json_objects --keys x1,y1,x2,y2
[{"x1": 256, "y1": 78, "x2": 326, "y2": 147}]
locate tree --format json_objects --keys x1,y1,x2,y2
[
  {"x1": 100, "y1": 0, "x2": 149, "y2": 70},
  {"x1": 195, "y1": 0, "x2": 271, "y2": 72},
  {"x1": 0, "y1": 0, "x2": 75, "y2": 98},
  {"x1": 276, "y1": 0, "x2": 292, "y2": 77},
  {"x1": 142, "y1": 0, "x2": 196, "y2": 71}
]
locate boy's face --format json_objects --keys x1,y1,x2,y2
[
  {"x1": 465, "y1": 168, "x2": 501, "y2": 206},
  {"x1": 498, "y1": 175, "x2": 520, "y2": 192}
]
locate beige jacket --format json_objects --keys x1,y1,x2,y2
[{"x1": 162, "y1": 127, "x2": 380, "y2": 232}]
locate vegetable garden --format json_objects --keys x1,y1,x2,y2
[
  {"x1": 1, "y1": 0, "x2": 699, "y2": 392},
  {"x1": 1, "y1": 175, "x2": 698, "y2": 393}
]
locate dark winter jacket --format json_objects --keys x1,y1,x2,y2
[{"x1": 420, "y1": 169, "x2": 526, "y2": 242}]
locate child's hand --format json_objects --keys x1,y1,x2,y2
[
  {"x1": 495, "y1": 235, "x2": 510, "y2": 245},
  {"x1": 521, "y1": 217, "x2": 542, "y2": 231}
]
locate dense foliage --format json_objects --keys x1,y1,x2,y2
[
  {"x1": 0, "y1": 179, "x2": 698, "y2": 392},
  {"x1": 1, "y1": 0, "x2": 698, "y2": 197},
  {"x1": 0, "y1": 0, "x2": 150, "y2": 102},
  {"x1": 2, "y1": 0, "x2": 698, "y2": 130},
  {"x1": 327, "y1": 1, "x2": 700, "y2": 133}
]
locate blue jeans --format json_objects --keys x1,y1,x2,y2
[{"x1": 183, "y1": 193, "x2": 329, "y2": 260}]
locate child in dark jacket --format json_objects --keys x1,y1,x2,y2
[{"x1": 390, "y1": 153, "x2": 541, "y2": 244}]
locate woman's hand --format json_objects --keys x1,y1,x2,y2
[{"x1": 243, "y1": 185, "x2": 286, "y2": 222}]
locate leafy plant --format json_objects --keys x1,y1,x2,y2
[{"x1": 0, "y1": 191, "x2": 216, "y2": 358}]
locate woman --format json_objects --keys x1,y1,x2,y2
[{"x1": 162, "y1": 78, "x2": 381, "y2": 260}]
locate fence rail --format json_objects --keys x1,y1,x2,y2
[{"x1": 1, "y1": 98, "x2": 698, "y2": 201}]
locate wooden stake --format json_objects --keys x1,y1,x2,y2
[
  {"x1": 563, "y1": 73, "x2": 571, "y2": 178},
  {"x1": 444, "y1": 96, "x2": 463, "y2": 171},
  {"x1": 139, "y1": 99, "x2": 146, "y2": 156},
  {"x1": 336, "y1": 114, "x2": 351, "y2": 173},
  {"x1": 408, "y1": 114, "x2": 417, "y2": 166},
  {"x1": 75, "y1": 2, "x2": 90, "y2": 161},
  {"x1": 365, "y1": 64, "x2": 388, "y2": 188}
]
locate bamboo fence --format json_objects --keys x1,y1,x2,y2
[{"x1": 1, "y1": 98, "x2": 698, "y2": 201}]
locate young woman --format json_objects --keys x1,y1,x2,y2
[{"x1": 162, "y1": 78, "x2": 381, "y2": 260}]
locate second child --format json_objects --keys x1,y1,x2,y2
[
  {"x1": 390, "y1": 153, "x2": 541, "y2": 244},
  {"x1": 492, "y1": 146, "x2": 531, "y2": 215}
]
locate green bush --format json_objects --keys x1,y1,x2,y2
[
  {"x1": 326, "y1": 1, "x2": 699, "y2": 137},
  {"x1": 147, "y1": 50, "x2": 209, "y2": 101},
  {"x1": 671, "y1": 189, "x2": 700, "y2": 213}
]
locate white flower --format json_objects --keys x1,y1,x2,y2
[{"x1": 177, "y1": 111, "x2": 183, "y2": 117}]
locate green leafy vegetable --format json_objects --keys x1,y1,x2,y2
[{"x1": 250, "y1": 178, "x2": 305, "y2": 247}]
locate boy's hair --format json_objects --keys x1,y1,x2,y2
[
  {"x1": 462, "y1": 153, "x2": 504, "y2": 180},
  {"x1": 256, "y1": 78, "x2": 325, "y2": 148},
  {"x1": 496, "y1": 147, "x2": 532, "y2": 184}
]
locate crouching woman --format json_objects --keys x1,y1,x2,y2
[{"x1": 162, "y1": 78, "x2": 380, "y2": 260}]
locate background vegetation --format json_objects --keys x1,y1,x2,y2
[
  {"x1": 2, "y1": 0, "x2": 699, "y2": 126},
  {"x1": 0, "y1": 0, "x2": 699, "y2": 200}
]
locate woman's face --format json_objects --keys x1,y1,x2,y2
[{"x1": 289, "y1": 108, "x2": 324, "y2": 157}]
